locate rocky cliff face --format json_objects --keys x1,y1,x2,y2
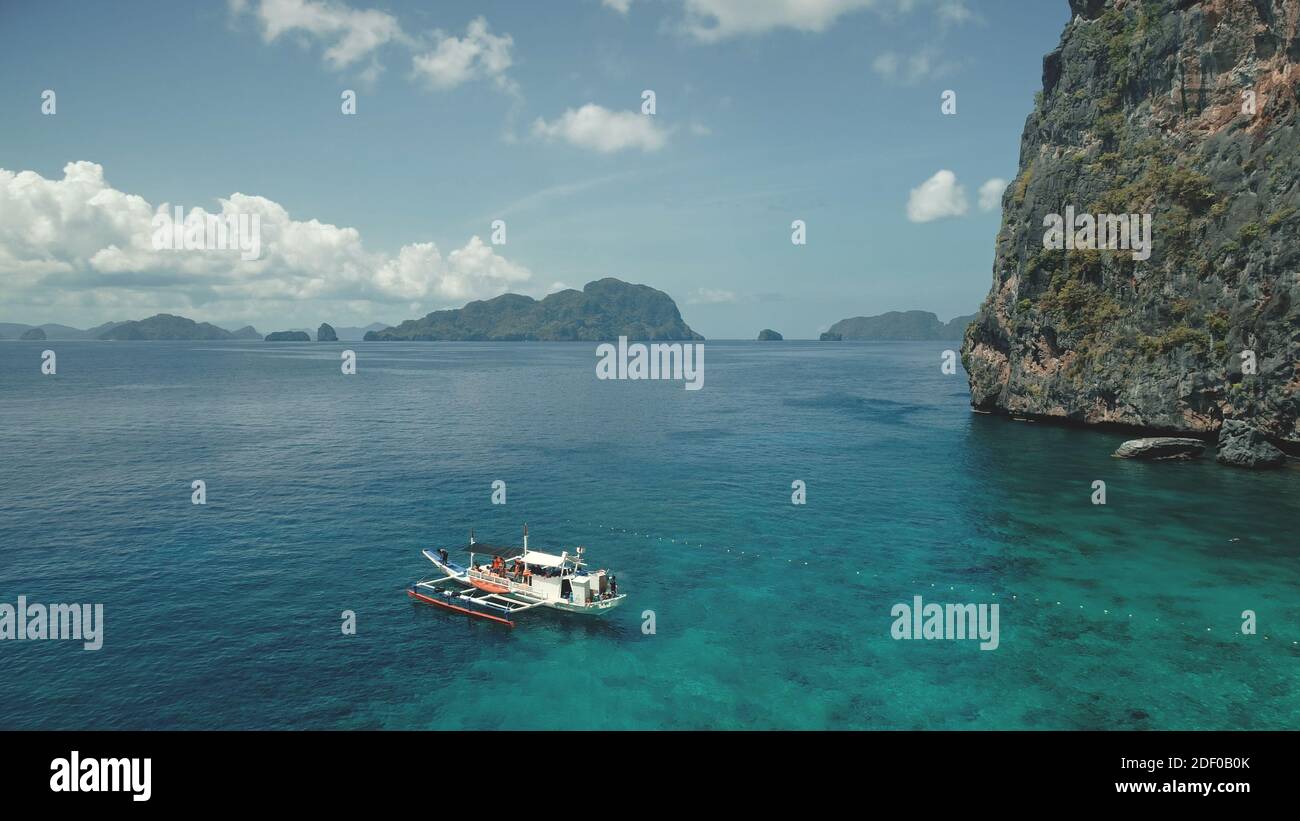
[{"x1": 962, "y1": 0, "x2": 1300, "y2": 447}]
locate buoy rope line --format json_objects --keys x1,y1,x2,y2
[{"x1": 561, "y1": 518, "x2": 1300, "y2": 648}]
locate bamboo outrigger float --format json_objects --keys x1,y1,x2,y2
[{"x1": 407, "y1": 525, "x2": 625, "y2": 627}]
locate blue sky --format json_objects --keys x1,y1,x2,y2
[{"x1": 0, "y1": 0, "x2": 1070, "y2": 338}]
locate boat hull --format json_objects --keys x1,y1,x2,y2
[{"x1": 549, "y1": 594, "x2": 627, "y2": 615}]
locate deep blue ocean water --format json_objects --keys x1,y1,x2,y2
[{"x1": 0, "y1": 340, "x2": 1296, "y2": 729}]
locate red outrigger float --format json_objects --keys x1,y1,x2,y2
[{"x1": 407, "y1": 586, "x2": 517, "y2": 626}]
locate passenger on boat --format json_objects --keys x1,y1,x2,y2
[{"x1": 438, "y1": 548, "x2": 449, "y2": 564}]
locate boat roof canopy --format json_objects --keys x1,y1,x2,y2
[
  {"x1": 521, "y1": 550, "x2": 566, "y2": 568},
  {"x1": 463, "y1": 541, "x2": 569, "y2": 568},
  {"x1": 465, "y1": 542, "x2": 513, "y2": 554}
]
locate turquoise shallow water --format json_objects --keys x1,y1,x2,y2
[{"x1": 0, "y1": 340, "x2": 1296, "y2": 729}]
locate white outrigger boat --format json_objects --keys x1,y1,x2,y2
[{"x1": 407, "y1": 525, "x2": 625, "y2": 627}]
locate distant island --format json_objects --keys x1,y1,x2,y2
[
  {"x1": 5, "y1": 278, "x2": 704, "y2": 345},
  {"x1": 101, "y1": 314, "x2": 235, "y2": 340},
  {"x1": 365, "y1": 278, "x2": 702, "y2": 341},
  {"x1": 757, "y1": 329, "x2": 783, "y2": 341},
  {"x1": 265, "y1": 330, "x2": 311, "y2": 342},
  {"x1": 0, "y1": 317, "x2": 390, "y2": 342},
  {"x1": 823, "y1": 310, "x2": 976, "y2": 341},
  {"x1": 3, "y1": 279, "x2": 707, "y2": 344},
  {"x1": 333, "y1": 323, "x2": 390, "y2": 340},
  {"x1": 1, "y1": 321, "x2": 125, "y2": 340}
]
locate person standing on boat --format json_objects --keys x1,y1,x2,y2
[{"x1": 610, "y1": 575, "x2": 617, "y2": 596}]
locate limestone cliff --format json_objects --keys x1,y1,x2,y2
[{"x1": 962, "y1": 0, "x2": 1300, "y2": 447}]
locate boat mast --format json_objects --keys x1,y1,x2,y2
[{"x1": 522, "y1": 522, "x2": 528, "y2": 561}]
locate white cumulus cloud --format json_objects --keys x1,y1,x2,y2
[
  {"x1": 0, "y1": 161, "x2": 532, "y2": 324},
  {"x1": 871, "y1": 47, "x2": 957, "y2": 84},
  {"x1": 411, "y1": 17, "x2": 515, "y2": 93},
  {"x1": 978, "y1": 178, "x2": 1008, "y2": 212},
  {"x1": 244, "y1": 0, "x2": 405, "y2": 69},
  {"x1": 234, "y1": 1, "x2": 517, "y2": 95},
  {"x1": 906, "y1": 169, "x2": 968, "y2": 223},
  {"x1": 532, "y1": 104, "x2": 669, "y2": 153},
  {"x1": 679, "y1": 0, "x2": 976, "y2": 42},
  {"x1": 937, "y1": 0, "x2": 976, "y2": 26},
  {"x1": 682, "y1": 0, "x2": 878, "y2": 42}
]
